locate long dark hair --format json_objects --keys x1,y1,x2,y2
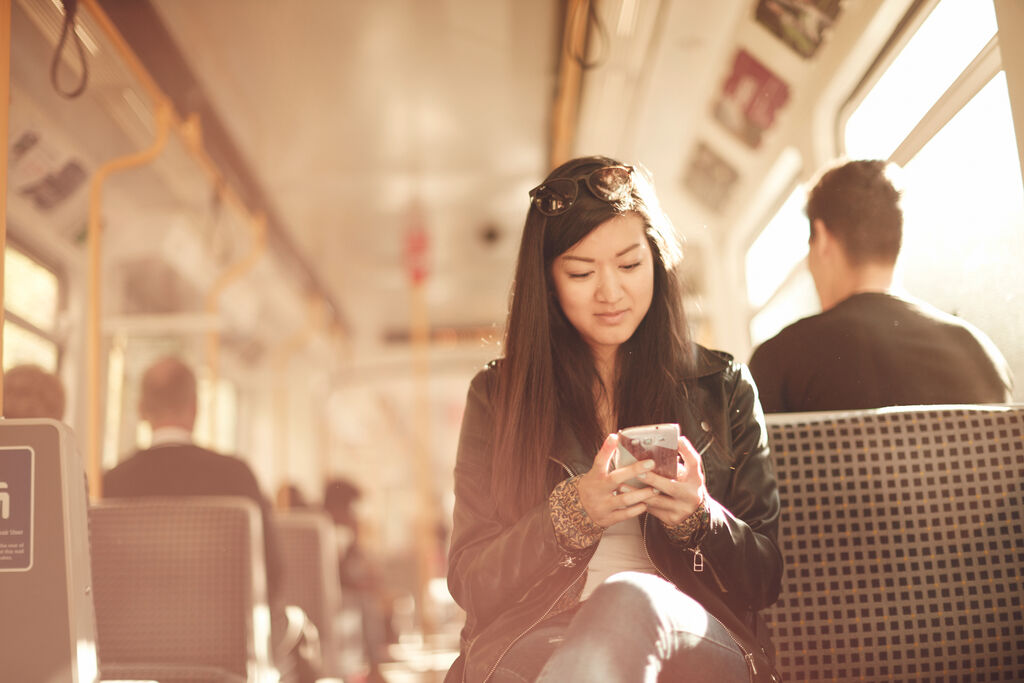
[{"x1": 490, "y1": 155, "x2": 696, "y2": 524}]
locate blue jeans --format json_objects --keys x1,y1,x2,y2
[{"x1": 491, "y1": 572, "x2": 749, "y2": 683}]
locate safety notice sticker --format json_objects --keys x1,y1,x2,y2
[{"x1": 0, "y1": 447, "x2": 34, "y2": 571}]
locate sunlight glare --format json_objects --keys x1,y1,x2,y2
[{"x1": 844, "y1": 0, "x2": 997, "y2": 160}]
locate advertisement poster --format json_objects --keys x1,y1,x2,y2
[
  {"x1": 683, "y1": 142, "x2": 739, "y2": 214},
  {"x1": 713, "y1": 49, "x2": 791, "y2": 149},
  {"x1": 0, "y1": 447, "x2": 34, "y2": 572},
  {"x1": 755, "y1": 0, "x2": 842, "y2": 58}
]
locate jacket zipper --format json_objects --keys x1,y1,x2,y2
[
  {"x1": 641, "y1": 492, "x2": 758, "y2": 683},
  {"x1": 469, "y1": 459, "x2": 588, "y2": 683},
  {"x1": 475, "y1": 566, "x2": 588, "y2": 683},
  {"x1": 687, "y1": 436, "x2": 731, "y2": 592}
]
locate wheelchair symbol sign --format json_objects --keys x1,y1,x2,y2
[{"x1": 0, "y1": 447, "x2": 34, "y2": 572}]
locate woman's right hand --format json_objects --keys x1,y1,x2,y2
[{"x1": 577, "y1": 433, "x2": 661, "y2": 528}]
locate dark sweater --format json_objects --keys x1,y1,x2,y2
[
  {"x1": 103, "y1": 443, "x2": 283, "y2": 599},
  {"x1": 749, "y1": 292, "x2": 1012, "y2": 413}
]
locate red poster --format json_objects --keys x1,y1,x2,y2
[{"x1": 713, "y1": 49, "x2": 790, "y2": 149}]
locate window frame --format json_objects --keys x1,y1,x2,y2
[{"x1": 835, "y1": 0, "x2": 1002, "y2": 164}]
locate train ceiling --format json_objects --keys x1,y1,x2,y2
[{"x1": 15, "y1": 0, "x2": 886, "y2": 364}]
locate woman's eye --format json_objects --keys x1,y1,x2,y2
[
  {"x1": 620, "y1": 261, "x2": 642, "y2": 271},
  {"x1": 567, "y1": 272, "x2": 592, "y2": 280}
]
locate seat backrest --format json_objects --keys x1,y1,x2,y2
[
  {"x1": 272, "y1": 509, "x2": 343, "y2": 676},
  {"x1": 89, "y1": 497, "x2": 272, "y2": 682},
  {"x1": 763, "y1": 404, "x2": 1024, "y2": 682},
  {"x1": 0, "y1": 419, "x2": 98, "y2": 683}
]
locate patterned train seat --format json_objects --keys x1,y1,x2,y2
[{"x1": 763, "y1": 405, "x2": 1024, "y2": 683}]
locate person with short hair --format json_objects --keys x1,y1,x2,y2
[
  {"x1": 446, "y1": 156, "x2": 781, "y2": 682},
  {"x1": 3, "y1": 363, "x2": 65, "y2": 419},
  {"x1": 103, "y1": 355, "x2": 284, "y2": 597},
  {"x1": 749, "y1": 159, "x2": 1013, "y2": 413}
]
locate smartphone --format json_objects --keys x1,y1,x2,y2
[{"x1": 614, "y1": 423, "x2": 680, "y2": 489}]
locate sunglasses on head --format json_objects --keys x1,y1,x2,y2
[{"x1": 528, "y1": 165, "x2": 635, "y2": 217}]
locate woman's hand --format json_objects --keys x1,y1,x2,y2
[
  {"x1": 577, "y1": 434, "x2": 661, "y2": 528},
  {"x1": 620, "y1": 436, "x2": 706, "y2": 526}
]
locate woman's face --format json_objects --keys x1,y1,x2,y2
[{"x1": 551, "y1": 212, "x2": 655, "y2": 362}]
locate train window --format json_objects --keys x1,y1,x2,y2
[
  {"x1": 4, "y1": 321, "x2": 58, "y2": 371},
  {"x1": 745, "y1": 186, "x2": 807, "y2": 310},
  {"x1": 844, "y1": 0, "x2": 998, "y2": 160},
  {"x1": 749, "y1": 268, "x2": 817, "y2": 349},
  {"x1": 3, "y1": 245, "x2": 61, "y2": 370},
  {"x1": 745, "y1": 183, "x2": 821, "y2": 346},
  {"x1": 896, "y1": 71, "x2": 1024, "y2": 398}
]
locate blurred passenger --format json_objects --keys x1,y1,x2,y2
[
  {"x1": 447, "y1": 156, "x2": 781, "y2": 682},
  {"x1": 3, "y1": 363, "x2": 65, "y2": 419},
  {"x1": 102, "y1": 356, "x2": 317, "y2": 680},
  {"x1": 277, "y1": 482, "x2": 309, "y2": 509},
  {"x1": 103, "y1": 355, "x2": 283, "y2": 594},
  {"x1": 324, "y1": 478, "x2": 390, "y2": 683},
  {"x1": 749, "y1": 159, "x2": 1013, "y2": 412}
]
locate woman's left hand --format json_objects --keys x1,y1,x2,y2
[{"x1": 620, "y1": 436, "x2": 707, "y2": 526}]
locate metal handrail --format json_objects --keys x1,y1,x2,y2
[{"x1": 86, "y1": 101, "x2": 172, "y2": 500}]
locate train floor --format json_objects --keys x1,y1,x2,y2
[{"x1": 376, "y1": 635, "x2": 460, "y2": 683}]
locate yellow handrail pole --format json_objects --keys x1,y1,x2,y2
[
  {"x1": 549, "y1": 0, "x2": 590, "y2": 169},
  {"x1": 75, "y1": 0, "x2": 270, "y2": 495},
  {"x1": 410, "y1": 276, "x2": 437, "y2": 637},
  {"x1": 78, "y1": 0, "x2": 256, "y2": 237},
  {"x1": 0, "y1": 0, "x2": 11, "y2": 416},
  {"x1": 272, "y1": 296, "x2": 323, "y2": 509},
  {"x1": 87, "y1": 102, "x2": 172, "y2": 501},
  {"x1": 320, "y1": 322, "x2": 347, "y2": 482},
  {"x1": 204, "y1": 212, "x2": 267, "y2": 442}
]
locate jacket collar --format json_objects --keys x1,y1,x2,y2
[{"x1": 683, "y1": 344, "x2": 732, "y2": 379}]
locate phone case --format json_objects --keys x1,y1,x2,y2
[{"x1": 615, "y1": 423, "x2": 680, "y2": 487}]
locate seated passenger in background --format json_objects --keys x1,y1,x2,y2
[
  {"x1": 749, "y1": 159, "x2": 1013, "y2": 412},
  {"x1": 102, "y1": 356, "x2": 325, "y2": 681},
  {"x1": 277, "y1": 482, "x2": 309, "y2": 509},
  {"x1": 3, "y1": 363, "x2": 66, "y2": 419},
  {"x1": 324, "y1": 478, "x2": 391, "y2": 683},
  {"x1": 103, "y1": 355, "x2": 283, "y2": 599}
]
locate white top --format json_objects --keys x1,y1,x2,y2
[
  {"x1": 580, "y1": 516, "x2": 658, "y2": 599},
  {"x1": 150, "y1": 426, "x2": 194, "y2": 447}
]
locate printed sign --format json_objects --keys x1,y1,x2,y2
[
  {"x1": 0, "y1": 447, "x2": 34, "y2": 571},
  {"x1": 683, "y1": 142, "x2": 740, "y2": 213},
  {"x1": 755, "y1": 0, "x2": 842, "y2": 59},
  {"x1": 713, "y1": 49, "x2": 791, "y2": 149}
]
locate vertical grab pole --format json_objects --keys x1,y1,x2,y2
[
  {"x1": 0, "y1": 0, "x2": 11, "y2": 414},
  {"x1": 87, "y1": 102, "x2": 172, "y2": 501},
  {"x1": 404, "y1": 211, "x2": 437, "y2": 638},
  {"x1": 272, "y1": 296, "x2": 321, "y2": 509},
  {"x1": 409, "y1": 272, "x2": 437, "y2": 638},
  {"x1": 320, "y1": 323, "x2": 347, "y2": 483},
  {"x1": 204, "y1": 213, "x2": 266, "y2": 444},
  {"x1": 549, "y1": 0, "x2": 590, "y2": 169}
]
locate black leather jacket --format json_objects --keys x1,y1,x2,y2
[{"x1": 446, "y1": 347, "x2": 783, "y2": 682}]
